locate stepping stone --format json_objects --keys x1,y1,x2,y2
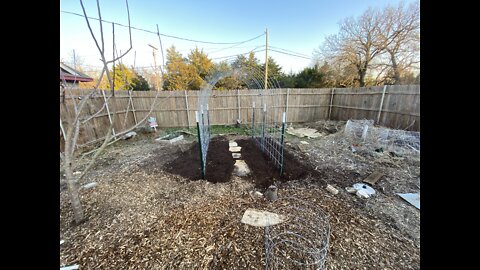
[
  {"x1": 232, "y1": 153, "x2": 241, "y2": 159},
  {"x1": 229, "y1": 141, "x2": 238, "y2": 147},
  {"x1": 233, "y1": 160, "x2": 251, "y2": 176},
  {"x1": 241, "y1": 208, "x2": 286, "y2": 227},
  {"x1": 229, "y1": 146, "x2": 242, "y2": 152}
]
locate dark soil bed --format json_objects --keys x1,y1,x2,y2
[{"x1": 163, "y1": 136, "x2": 324, "y2": 189}]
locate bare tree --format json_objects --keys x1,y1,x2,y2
[
  {"x1": 60, "y1": 0, "x2": 162, "y2": 224},
  {"x1": 319, "y1": 8, "x2": 384, "y2": 87},
  {"x1": 316, "y1": 2, "x2": 420, "y2": 87},
  {"x1": 378, "y1": 1, "x2": 420, "y2": 84}
]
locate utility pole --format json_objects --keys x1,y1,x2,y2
[
  {"x1": 264, "y1": 28, "x2": 268, "y2": 90},
  {"x1": 73, "y1": 49, "x2": 76, "y2": 69},
  {"x1": 148, "y1": 44, "x2": 160, "y2": 90}
]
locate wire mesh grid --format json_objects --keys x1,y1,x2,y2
[
  {"x1": 251, "y1": 89, "x2": 287, "y2": 174},
  {"x1": 263, "y1": 197, "x2": 331, "y2": 270},
  {"x1": 344, "y1": 119, "x2": 420, "y2": 156},
  {"x1": 195, "y1": 74, "x2": 224, "y2": 178}
]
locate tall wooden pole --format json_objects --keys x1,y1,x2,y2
[{"x1": 264, "y1": 28, "x2": 268, "y2": 90}]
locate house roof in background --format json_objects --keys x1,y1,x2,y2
[{"x1": 60, "y1": 62, "x2": 93, "y2": 82}]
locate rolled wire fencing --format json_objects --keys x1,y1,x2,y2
[
  {"x1": 263, "y1": 197, "x2": 331, "y2": 270},
  {"x1": 344, "y1": 119, "x2": 420, "y2": 156},
  {"x1": 209, "y1": 196, "x2": 331, "y2": 270}
]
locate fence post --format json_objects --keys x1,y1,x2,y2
[
  {"x1": 376, "y1": 85, "x2": 388, "y2": 125},
  {"x1": 122, "y1": 91, "x2": 132, "y2": 129},
  {"x1": 184, "y1": 90, "x2": 190, "y2": 128},
  {"x1": 101, "y1": 90, "x2": 116, "y2": 139},
  {"x1": 237, "y1": 89, "x2": 241, "y2": 122},
  {"x1": 285, "y1": 88, "x2": 289, "y2": 123},
  {"x1": 328, "y1": 88, "x2": 335, "y2": 120}
]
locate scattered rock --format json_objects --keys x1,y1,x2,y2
[
  {"x1": 300, "y1": 141, "x2": 309, "y2": 145},
  {"x1": 124, "y1": 131, "x2": 137, "y2": 140},
  {"x1": 345, "y1": 187, "x2": 357, "y2": 193},
  {"x1": 82, "y1": 182, "x2": 98, "y2": 190},
  {"x1": 232, "y1": 153, "x2": 241, "y2": 159},
  {"x1": 168, "y1": 135, "x2": 184, "y2": 144},
  {"x1": 60, "y1": 240, "x2": 65, "y2": 245},
  {"x1": 60, "y1": 265, "x2": 79, "y2": 270},
  {"x1": 286, "y1": 127, "x2": 323, "y2": 138},
  {"x1": 265, "y1": 185, "x2": 278, "y2": 201},
  {"x1": 240, "y1": 208, "x2": 286, "y2": 227},
  {"x1": 249, "y1": 190, "x2": 263, "y2": 199},
  {"x1": 73, "y1": 171, "x2": 81, "y2": 175},
  {"x1": 156, "y1": 135, "x2": 184, "y2": 144},
  {"x1": 233, "y1": 160, "x2": 251, "y2": 176},
  {"x1": 229, "y1": 146, "x2": 242, "y2": 152},
  {"x1": 326, "y1": 184, "x2": 339, "y2": 195}
]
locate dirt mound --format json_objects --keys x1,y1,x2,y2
[
  {"x1": 164, "y1": 136, "x2": 325, "y2": 189},
  {"x1": 164, "y1": 137, "x2": 234, "y2": 183}
]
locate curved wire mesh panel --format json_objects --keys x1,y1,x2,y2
[
  {"x1": 195, "y1": 63, "x2": 286, "y2": 178},
  {"x1": 264, "y1": 197, "x2": 331, "y2": 270}
]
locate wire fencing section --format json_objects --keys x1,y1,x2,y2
[
  {"x1": 264, "y1": 197, "x2": 331, "y2": 270},
  {"x1": 251, "y1": 89, "x2": 287, "y2": 175},
  {"x1": 344, "y1": 119, "x2": 420, "y2": 156}
]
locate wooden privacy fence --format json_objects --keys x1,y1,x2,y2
[{"x1": 60, "y1": 85, "x2": 419, "y2": 147}]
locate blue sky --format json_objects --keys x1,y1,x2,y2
[{"x1": 60, "y1": 0, "x2": 418, "y2": 74}]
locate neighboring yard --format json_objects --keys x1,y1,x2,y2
[{"x1": 60, "y1": 120, "x2": 420, "y2": 269}]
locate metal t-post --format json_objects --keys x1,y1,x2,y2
[
  {"x1": 201, "y1": 105, "x2": 206, "y2": 176},
  {"x1": 206, "y1": 104, "x2": 211, "y2": 137},
  {"x1": 195, "y1": 111, "x2": 205, "y2": 179},
  {"x1": 262, "y1": 103, "x2": 267, "y2": 153},
  {"x1": 279, "y1": 112, "x2": 286, "y2": 175},
  {"x1": 252, "y1": 102, "x2": 255, "y2": 139}
]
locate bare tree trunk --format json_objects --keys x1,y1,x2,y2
[
  {"x1": 63, "y1": 128, "x2": 84, "y2": 223},
  {"x1": 358, "y1": 69, "x2": 366, "y2": 87},
  {"x1": 389, "y1": 51, "x2": 401, "y2": 84}
]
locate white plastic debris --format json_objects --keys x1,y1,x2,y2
[
  {"x1": 397, "y1": 193, "x2": 420, "y2": 209},
  {"x1": 352, "y1": 183, "x2": 376, "y2": 196},
  {"x1": 60, "y1": 240, "x2": 65, "y2": 245},
  {"x1": 73, "y1": 171, "x2": 81, "y2": 175},
  {"x1": 356, "y1": 189, "x2": 371, "y2": 198}
]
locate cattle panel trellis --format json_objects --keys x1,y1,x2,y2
[
  {"x1": 60, "y1": 85, "x2": 419, "y2": 148},
  {"x1": 251, "y1": 91, "x2": 287, "y2": 175}
]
